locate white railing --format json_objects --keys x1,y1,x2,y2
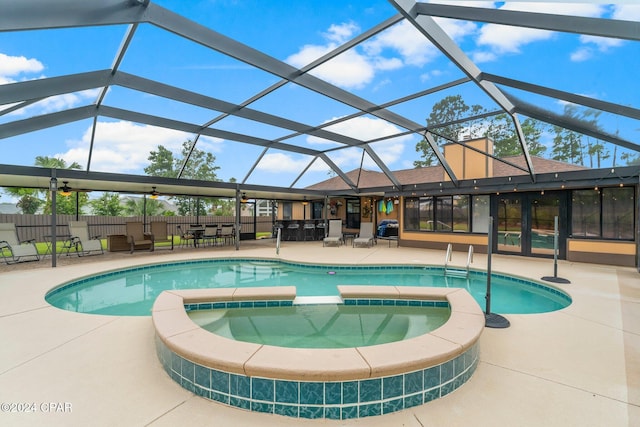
[{"x1": 444, "y1": 244, "x2": 473, "y2": 278}]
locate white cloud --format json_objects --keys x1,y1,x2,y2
[
  {"x1": 364, "y1": 20, "x2": 440, "y2": 67},
  {"x1": 477, "y1": 24, "x2": 554, "y2": 55},
  {"x1": 255, "y1": 152, "x2": 313, "y2": 173},
  {"x1": 613, "y1": 4, "x2": 640, "y2": 21},
  {"x1": 0, "y1": 53, "x2": 44, "y2": 83},
  {"x1": 310, "y1": 49, "x2": 376, "y2": 89},
  {"x1": 579, "y1": 34, "x2": 623, "y2": 51},
  {"x1": 570, "y1": 47, "x2": 593, "y2": 62},
  {"x1": 307, "y1": 116, "x2": 411, "y2": 168},
  {"x1": 471, "y1": 50, "x2": 497, "y2": 63},
  {"x1": 286, "y1": 22, "x2": 376, "y2": 89},
  {"x1": 286, "y1": 17, "x2": 475, "y2": 90},
  {"x1": 476, "y1": 3, "x2": 605, "y2": 57},
  {"x1": 324, "y1": 22, "x2": 359, "y2": 44},
  {"x1": 54, "y1": 121, "x2": 221, "y2": 173}
]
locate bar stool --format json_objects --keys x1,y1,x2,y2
[
  {"x1": 286, "y1": 222, "x2": 300, "y2": 240},
  {"x1": 303, "y1": 222, "x2": 316, "y2": 241}
]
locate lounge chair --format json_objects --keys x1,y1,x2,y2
[
  {"x1": 323, "y1": 220, "x2": 343, "y2": 247},
  {"x1": 353, "y1": 222, "x2": 375, "y2": 248},
  {"x1": 67, "y1": 221, "x2": 104, "y2": 256},
  {"x1": 126, "y1": 221, "x2": 153, "y2": 253},
  {"x1": 0, "y1": 223, "x2": 40, "y2": 264},
  {"x1": 150, "y1": 221, "x2": 174, "y2": 250}
]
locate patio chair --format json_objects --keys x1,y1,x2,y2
[
  {"x1": 126, "y1": 221, "x2": 153, "y2": 253},
  {"x1": 201, "y1": 225, "x2": 219, "y2": 247},
  {"x1": 150, "y1": 221, "x2": 174, "y2": 251},
  {"x1": 353, "y1": 222, "x2": 375, "y2": 248},
  {"x1": 67, "y1": 221, "x2": 104, "y2": 256},
  {"x1": 0, "y1": 223, "x2": 40, "y2": 264},
  {"x1": 219, "y1": 224, "x2": 235, "y2": 245},
  {"x1": 176, "y1": 225, "x2": 194, "y2": 248},
  {"x1": 323, "y1": 220, "x2": 343, "y2": 247}
]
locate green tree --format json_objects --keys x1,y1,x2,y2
[
  {"x1": 33, "y1": 156, "x2": 86, "y2": 214},
  {"x1": 4, "y1": 188, "x2": 42, "y2": 214},
  {"x1": 122, "y1": 197, "x2": 166, "y2": 216},
  {"x1": 54, "y1": 192, "x2": 89, "y2": 215},
  {"x1": 550, "y1": 125, "x2": 583, "y2": 164},
  {"x1": 145, "y1": 140, "x2": 222, "y2": 215},
  {"x1": 144, "y1": 146, "x2": 177, "y2": 178},
  {"x1": 15, "y1": 193, "x2": 43, "y2": 214},
  {"x1": 90, "y1": 192, "x2": 124, "y2": 216},
  {"x1": 487, "y1": 114, "x2": 546, "y2": 157},
  {"x1": 415, "y1": 95, "x2": 487, "y2": 167}
]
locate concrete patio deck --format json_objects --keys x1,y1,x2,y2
[{"x1": 0, "y1": 239, "x2": 638, "y2": 426}]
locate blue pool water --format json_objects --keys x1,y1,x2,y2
[
  {"x1": 189, "y1": 304, "x2": 451, "y2": 348},
  {"x1": 45, "y1": 258, "x2": 571, "y2": 316}
]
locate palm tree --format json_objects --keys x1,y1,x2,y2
[{"x1": 34, "y1": 156, "x2": 84, "y2": 214}]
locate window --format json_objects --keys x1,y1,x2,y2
[
  {"x1": 346, "y1": 199, "x2": 360, "y2": 229},
  {"x1": 420, "y1": 198, "x2": 434, "y2": 230},
  {"x1": 282, "y1": 202, "x2": 292, "y2": 220},
  {"x1": 404, "y1": 194, "x2": 480, "y2": 233},
  {"x1": 452, "y1": 195, "x2": 470, "y2": 232},
  {"x1": 571, "y1": 190, "x2": 600, "y2": 237},
  {"x1": 571, "y1": 187, "x2": 634, "y2": 240},
  {"x1": 312, "y1": 202, "x2": 323, "y2": 219},
  {"x1": 602, "y1": 187, "x2": 634, "y2": 239},
  {"x1": 404, "y1": 198, "x2": 420, "y2": 230},
  {"x1": 472, "y1": 195, "x2": 490, "y2": 233}
]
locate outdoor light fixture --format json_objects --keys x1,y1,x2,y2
[
  {"x1": 150, "y1": 187, "x2": 159, "y2": 199},
  {"x1": 301, "y1": 197, "x2": 309, "y2": 206},
  {"x1": 60, "y1": 181, "x2": 72, "y2": 197},
  {"x1": 49, "y1": 177, "x2": 58, "y2": 192}
]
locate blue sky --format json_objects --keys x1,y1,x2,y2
[{"x1": 1, "y1": 1, "x2": 639, "y2": 201}]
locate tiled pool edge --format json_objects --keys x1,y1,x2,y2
[
  {"x1": 152, "y1": 286, "x2": 484, "y2": 420},
  {"x1": 155, "y1": 336, "x2": 479, "y2": 419}
]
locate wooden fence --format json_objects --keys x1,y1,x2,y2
[{"x1": 0, "y1": 214, "x2": 274, "y2": 243}]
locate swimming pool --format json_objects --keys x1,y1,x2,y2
[{"x1": 45, "y1": 258, "x2": 571, "y2": 316}]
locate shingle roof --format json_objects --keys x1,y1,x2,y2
[{"x1": 306, "y1": 155, "x2": 586, "y2": 191}]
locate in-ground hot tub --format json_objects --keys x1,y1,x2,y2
[{"x1": 152, "y1": 285, "x2": 484, "y2": 420}]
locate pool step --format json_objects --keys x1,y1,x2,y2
[{"x1": 294, "y1": 296, "x2": 343, "y2": 305}]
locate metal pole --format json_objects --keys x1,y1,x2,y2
[
  {"x1": 50, "y1": 175, "x2": 57, "y2": 268},
  {"x1": 553, "y1": 215, "x2": 559, "y2": 278},
  {"x1": 542, "y1": 216, "x2": 570, "y2": 283},
  {"x1": 485, "y1": 216, "x2": 510, "y2": 328},
  {"x1": 486, "y1": 216, "x2": 493, "y2": 316}
]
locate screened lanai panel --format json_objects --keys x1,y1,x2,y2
[
  {"x1": 242, "y1": 149, "x2": 317, "y2": 188},
  {"x1": 0, "y1": 89, "x2": 102, "y2": 126},
  {"x1": 497, "y1": 87, "x2": 639, "y2": 162},
  {"x1": 101, "y1": 86, "x2": 223, "y2": 126},
  {"x1": 70, "y1": 120, "x2": 200, "y2": 175},
  {"x1": 247, "y1": 81, "x2": 361, "y2": 129},
  {"x1": 117, "y1": 24, "x2": 282, "y2": 105},
  {"x1": 368, "y1": 135, "x2": 419, "y2": 172},
  {"x1": 290, "y1": 157, "x2": 334, "y2": 189},
  {"x1": 206, "y1": 115, "x2": 296, "y2": 143},
  {"x1": 0, "y1": 120, "x2": 95, "y2": 170},
  {"x1": 386, "y1": 82, "x2": 500, "y2": 135},
  {"x1": 163, "y1": 0, "x2": 398, "y2": 61},
  {"x1": 0, "y1": 26, "x2": 126, "y2": 80}
]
